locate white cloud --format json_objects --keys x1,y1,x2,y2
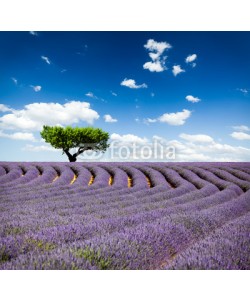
[
  {"x1": 144, "y1": 118, "x2": 157, "y2": 124},
  {"x1": 29, "y1": 31, "x2": 38, "y2": 36},
  {"x1": 237, "y1": 88, "x2": 248, "y2": 95},
  {"x1": 185, "y1": 95, "x2": 201, "y2": 103},
  {"x1": 151, "y1": 93, "x2": 155, "y2": 97},
  {"x1": 143, "y1": 61, "x2": 165, "y2": 72},
  {"x1": 111, "y1": 133, "x2": 148, "y2": 144},
  {"x1": 0, "y1": 130, "x2": 35, "y2": 141},
  {"x1": 85, "y1": 92, "x2": 96, "y2": 98},
  {"x1": 11, "y1": 77, "x2": 18, "y2": 85},
  {"x1": 179, "y1": 133, "x2": 214, "y2": 143},
  {"x1": 144, "y1": 39, "x2": 171, "y2": 59},
  {"x1": 185, "y1": 54, "x2": 197, "y2": 63},
  {"x1": 0, "y1": 101, "x2": 99, "y2": 131},
  {"x1": 41, "y1": 56, "x2": 51, "y2": 65},
  {"x1": 0, "y1": 104, "x2": 12, "y2": 113},
  {"x1": 31, "y1": 85, "x2": 42, "y2": 92},
  {"x1": 22, "y1": 144, "x2": 59, "y2": 152},
  {"x1": 143, "y1": 39, "x2": 171, "y2": 73},
  {"x1": 158, "y1": 109, "x2": 191, "y2": 126},
  {"x1": 105, "y1": 133, "x2": 250, "y2": 162},
  {"x1": 104, "y1": 114, "x2": 117, "y2": 123},
  {"x1": 121, "y1": 78, "x2": 147, "y2": 89},
  {"x1": 172, "y1": 65, "x2": 185, "y2": 76},
  {"x1": 231, "y1": 131, "x2": 250, "y2": 140},
  {"x1": 111, "y1": 91, "x2": 117, "y2": 96},
  {"x1": 232, "y1": 125, "x2": 250, "y2": 132}
]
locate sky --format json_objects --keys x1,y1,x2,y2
[{"x1": 0, "y1": 31, "x2": 250, "y2": 162}]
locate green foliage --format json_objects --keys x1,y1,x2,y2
[
  {"x1": 74, "y1": 246, "x2": 112, "y2": 270},
  {"x1": 40, "y1": 125, "x2": 110, "y2": 161},
  {"x1": 26, "y1": 238, "x2": 56, "y2": 251},
  {"x1": 0, "y1": 246, "x2": 11, "y2": 263}
]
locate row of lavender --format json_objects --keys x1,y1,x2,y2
[{"x1": 0, "y1": 162, "x2": 249, "y2": 269}]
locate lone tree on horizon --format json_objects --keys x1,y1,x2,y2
[{"x1": 40, "y1": 126, "x2": 110, "y2": 162}]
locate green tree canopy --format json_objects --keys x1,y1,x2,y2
[{"x1": 40, "y1": 126, "x2": 110, "y2": 162}]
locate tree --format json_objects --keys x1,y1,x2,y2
[{"x1": 40, "y1": 126, "x2": 110, "y2": 162}]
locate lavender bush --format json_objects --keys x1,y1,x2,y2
[{"x1": 0, "y1": 162, "x2": 249, "y2": 270}]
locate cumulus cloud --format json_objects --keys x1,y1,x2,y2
[
  {"x1": 158, "y1": 109, "x2": 191, "y2": 126},
  {"x1": 185, "y1": 95, "x2": 201, "y2": 103},
  {"x1": 185, "y1": 54, "x2": 197, "y2": 63},
  {"x1": 104, "y1": 114, "x2": 117, "y2": 123},
  {"x1": 0, "y1": 104, "x2": 12, "y2": 113},
  {"x1": 179, "y1": 133, "x2": 214, "y2": 143},
  {"x1": 172, "y1": 65, "x2": 185, "y2": 76},
  {"x1": 232, "y1": 125, "x2": 250, "y2": 132},
  {"x1": 121, "y1": 78, "x2": 147, "y2": 89},
  {"x1": 41, "y1": 56, "x2": 51, "y2": 65},
  {"x1": 111, "y1": 133, "x2": 148, "y2": 144},
  {"x1": 22, "y1": 144, "x2": 59, "y2": 152},
  {"x1": 0, "y1": 130, "x2": 36, "y2": 141},
  {"x1": 105, "y1": 133, "x2": 250, "y2": 162},
  {"x1": 230, "y1": 131, "x2": 250, "y2": 140},
  {"x1": 144, "y1": 39, "x2": 172, "y2": 57},
  {"x1": 143, "y1": 39, "x2": 171, "y2": 72},
  {"x1": 143, "y1": 61, "x2": 165, "y2": 72},
  {"x1": 31, "y1": 85, "x2": 42, "y2": 92},
  {"x1": 0, "y1": 101, "x2": 99, "y2": 131}
]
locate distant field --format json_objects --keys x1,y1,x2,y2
[{"x1": 0, "y1": 162, "x2": 249, "y2": 270}]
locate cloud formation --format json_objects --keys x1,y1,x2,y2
[
  {"x1": 121, "y1": 78, "x2": 147, "y2": 89},
  {"x1": 31, "y1": 85, "x2": 42, "y2": 92},
  {"x1": 111, "y1": 133, "x2": 148, "y2": 144},
  {"x1": 85, "y1": 92, "x2": 96, "y2": 98},
  {"x1": 41, "y1": 56, "x2": 51, "y2": 65},
  {"x1": 237, "y1": 88, "x2": 248, "y2": 95},
  {"x1": 158, "y1": 109, "x2": 191, "y2": 126},
  {"x1": 0, "y1": 104, "x2": 12, "y2": 113},
  {"x1": 11, "y1": 77, "x2": 18, "y2": 85},
  {"x1": 0, "y1": 101, "x2": 99, "y2": 131},
  {"x1": 145, "y1": 109, "x2": 192, "y2": 126},
  {"x1": 145, "y1": 118, "x2": 157, "y2": 123},
  {"x1": 143, "y1": 61, "x2": 165, "y2": 72},
  {"x1": 22, "y1": 144, "x2": 59, "y2": 152},
  {"x1": 29, "y1": 31, "x2": 38, "y2": 36},
  {"x1": 107, "y1": 133, "x2": 250, "y2": 162},
  {"x1": 185, "y1": 95, "x2": 201, "y2": 103},
  {"x1": 185, "y1": 54, "x2": 197, "y2": 63},
  {"x1": 231, "y1": 131, "x2": 250, "y2": 140},
  {"x1": 232, "y1": 125, "x2": 250, "y2": 132},
  {"x1": 0, "y1": 130, "x2": 35, "y2": 141},
  {"x1": 172, "y1": 65, "x2": 185, "y2": 76},
  {"x1": 143, "y1": 39, "x2": 171, "y2": 72},
  {"x1": 179, "y1": 133, "x2": 214, "y2": 143},
  {"x1": 104, "y1": 114, "x2": 117, "y2": 123}
]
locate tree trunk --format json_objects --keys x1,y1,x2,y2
[{"x1": 64, "y1": 149, "x2": 77, "y2": 162}]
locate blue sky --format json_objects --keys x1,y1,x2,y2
[{"x1": 0, "y1": 31, "x2": 250, "y2": 162}]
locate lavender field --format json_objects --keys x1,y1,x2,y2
[{"x1": 0, "y1": 162, "x2": 250, "y2": 270}]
